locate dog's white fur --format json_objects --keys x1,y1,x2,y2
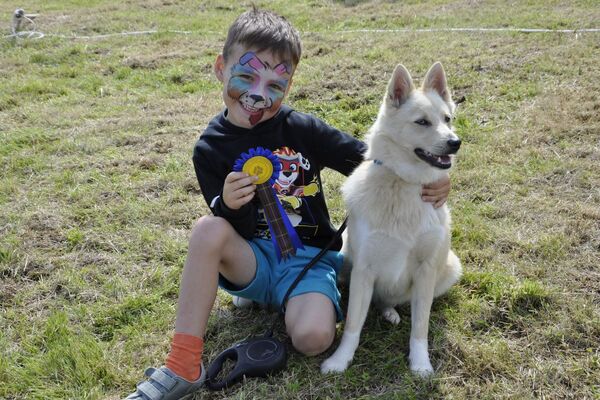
[{"x1": 321, "y1": 62, "x2": 462, "y2": 376}]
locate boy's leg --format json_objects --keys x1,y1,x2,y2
[
  {"x1": 175, "y1": 215, "x2": 257, "y2": 338},
  {"x1": 126, "y1": 216, "x2": 256, "y2": 399},
  {"x1": 285, "y1": 292, "x2": 336, "y2": 356}
]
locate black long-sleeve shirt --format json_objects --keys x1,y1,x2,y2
[{"x1": 193, "y1": 105, "x2": 366, "y2": 250}]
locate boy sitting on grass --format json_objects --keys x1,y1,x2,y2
[{"x1": 125, "y1": 8, "x2": 450, "y2": 400}]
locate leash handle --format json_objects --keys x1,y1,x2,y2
[
  {"x1": 205, "y1": 347, "x2": 242, "y2": 391},
  {"x1": 279, "y1": 217, "x2": 348, "y2": 314},
  {"x1": 206, "y1": 335, "x2": 287, "y2": 391}
]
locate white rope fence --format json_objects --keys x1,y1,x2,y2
[
  {"x1": 331, "y1": 27, "x2": 600, "y2": 33},
  {"x1": 5, "y1": 27, "x2": 600, "y2": 41}
]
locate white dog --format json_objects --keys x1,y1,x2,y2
[{"x1": 321, "y1": 62, "x2": 462, "y2": 376}]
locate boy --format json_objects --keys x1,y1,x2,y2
[{"x1": 125, "y1": 8, "x2": 450, "y2": 400}]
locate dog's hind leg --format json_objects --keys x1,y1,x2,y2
[
  {"x1": 321, "y1": 266, "x2": 375, "y2": 374},
  {"x1": 381, "y1": 306, "x2": 401, "y2": 325},
  {"x1": 433, "y1": 249, "x2": 462, "y2": 298}
]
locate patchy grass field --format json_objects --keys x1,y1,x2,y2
[{"x1": 1, "y1": 1, "x2": 599, "y2": 399}]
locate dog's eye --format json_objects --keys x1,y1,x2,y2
[
  {"x1": 414, "y1": 119, "x2": 430, "y2": 126},
  {"x1": 445, "y1": 115, "x2": 452, "y2": 123}
]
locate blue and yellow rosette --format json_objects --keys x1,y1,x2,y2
[{"x1": 233, "y1": 147, "x2": 304, "y2": 262}]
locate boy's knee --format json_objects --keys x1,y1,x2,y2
[
  {"x1": 189, "y1": 215, "x2": 232, "y2": 249},
  {"x1": 291, "y1": 326, "x2": 335, "y2": 356}
]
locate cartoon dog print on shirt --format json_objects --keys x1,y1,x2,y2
[
  {"x1": 227, "y1": 52, "x2": 291, "y2": 126},
  {"x1": 273, "y1": 147, "x2": 320, "y2": 227},
  {"x1": 273, "y1": 146, "x2": 310, "y2": 196}
]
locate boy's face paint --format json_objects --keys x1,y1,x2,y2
[{"x1": 219, "y1": 48, "x2": 292, "y2": 128}]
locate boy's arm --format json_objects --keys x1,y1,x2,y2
[
  {"x1": 310, "y1": 117, "x2": 367, "y2": 176},
  {"x1": 193, "y1": 148, "x2": 258, "y2": 239}
]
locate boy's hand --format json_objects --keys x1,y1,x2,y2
[
  {"x1": 421, "y1": 175, "x2": 451, "y2": 209},
  {"x1": 223, "y1": 172, "x2": 259, "y2": 210}
]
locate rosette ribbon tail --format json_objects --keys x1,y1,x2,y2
[
  {"x1": 255, "y1": 184, "x2": 304, "y2": 262},
  {"x1": 271, "y1": 186, "x2": 304, "y2": 261}
]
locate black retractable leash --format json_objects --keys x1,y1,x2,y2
[{"x1": 205, "y1": 218, "x2": 348, "y2": 391}]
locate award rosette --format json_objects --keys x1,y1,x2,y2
[{"x1": 233, "y1": 147, "x2": 304, "y2": 262}]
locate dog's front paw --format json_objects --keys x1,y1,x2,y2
[
  {"x1": 409, "y1": 338, "x2": 433, "y2": 377},
  {"x1": 410, "y1": 359, "x2": 434, "y2": 377},
  {"x1": 321, "y1": 355, "x2": 351, "y2": 374}
]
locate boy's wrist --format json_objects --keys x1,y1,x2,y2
[
  {"x1": 216, "y1": 195, "x2": 251, "y2": 219},
  {"x1": 221, "y1": 195, "x2": 236, "y2": 211},
  {"x1": 213, "y1": 195, "x2": 257, "y2": 240},
  {"x1": 220, "y1": 196, "x2": 238, "y2": 213}
]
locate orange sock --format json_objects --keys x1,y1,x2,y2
[{"x1": 165, "y1": 333, "x2": 204, "y2": 382}]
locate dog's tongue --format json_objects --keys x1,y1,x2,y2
[
  {"x1": 438, "y1": 155, "x2": 451, "y2": 165},
  {"x1": 249, "y1": 110, "x2": 264, "y2": 126}
]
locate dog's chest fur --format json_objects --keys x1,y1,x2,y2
[
  {"x1": 343, "y1": 162, "x2": 450, "y2": 304},
  {"x1": 343, "y1": 162, "x2": 448, "y2": 237}
]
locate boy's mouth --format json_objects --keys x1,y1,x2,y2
[
  {"x1": 240, "y1": 102, "x2": 265, "y2": 125},
  {"x1": 242, "y1": 103, "x2": 262, "y2": 113}
]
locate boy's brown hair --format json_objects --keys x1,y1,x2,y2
[{"x1": 223, "y1": 8, "x2": 302, "y2": 68}]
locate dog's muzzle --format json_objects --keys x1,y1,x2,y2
[{"x1": 415, "y1": 139, "x2": 461, "y2": 170}]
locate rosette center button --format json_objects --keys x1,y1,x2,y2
[{"x1": 242, "y1": 156, "x2": 273, "y2": 185}]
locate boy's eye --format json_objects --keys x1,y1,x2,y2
[
  {"x1": 415, "y1": 118, "x2": 430, "y2": 126},
  {"x1": 269, "y1": 83, "x2": 285, "y2": 92},
  {"x1": 238, "y1": 74, "x2": 253, "y2": 81}
]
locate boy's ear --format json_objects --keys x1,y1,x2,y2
[{"x1": 214, "y1": 54, "x2": 225, "y2": 82}]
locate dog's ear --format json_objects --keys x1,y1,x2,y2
[
  {"x1": 423, "y1": 62, "x2": 452, "y2": 103},
  {"x1": 387, "y1": 64, "x2": 415, "y2": 107}
]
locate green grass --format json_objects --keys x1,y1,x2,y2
[{"x1": 1, "y1": 0, "x2": 599, "y2": 399}]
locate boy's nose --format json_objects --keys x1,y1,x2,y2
[{"x1": 250, "y1": 94, "x2": 264, "y2": 102}]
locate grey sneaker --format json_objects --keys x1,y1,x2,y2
[
  {"x1": 231, "y1": 295, "x2": 254, "y2": 308},
  {"x1": 124, "y1": 364, "x2": 205, "y2": 400}
]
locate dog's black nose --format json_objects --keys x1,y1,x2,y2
[{"x1": 447, "y1": 139, "x2": 461, "y2": 152}]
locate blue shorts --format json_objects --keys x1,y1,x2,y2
[{"x1": 218, "y1": 238, "x2": 344, "y2": 321}]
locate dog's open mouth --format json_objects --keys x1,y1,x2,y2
[{"x1": 414, "y1": 148, "x2": 452, "y2": 169}]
